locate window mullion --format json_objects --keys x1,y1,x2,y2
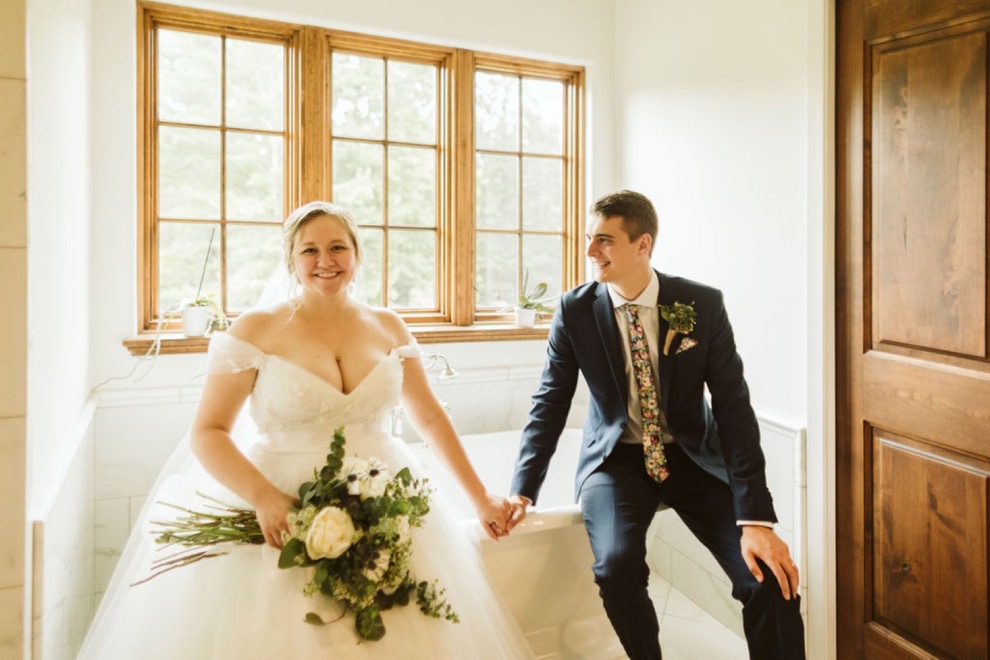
[
  {"x1": 450, "y1": 48, "x2": 475, "y2": 326},
  {"x1": 564, "y1": 74, "x2": 585, "y2": 288},
  {"x1": 300, "y1": 27, "x2": 328, "y2": 203}
]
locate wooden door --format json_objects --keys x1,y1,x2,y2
[{"x1": 837, "y1": 1, "x2": 990, "y2": 658}]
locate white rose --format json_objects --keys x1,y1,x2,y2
[
  {"x1": 359, "y1": 458, "x2": 390, "y2": 500},
  {"x1": 305, "y1": 506, "x2": 356, "y2": 560}
]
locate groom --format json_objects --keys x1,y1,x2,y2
[{"x1": 506, "y1": 190, "x2": 805, "y2": 659}]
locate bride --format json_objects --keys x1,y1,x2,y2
[{"x1": 79, "y1": 201, "x2": 534, "y2": 659}]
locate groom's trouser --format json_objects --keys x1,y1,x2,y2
[{"x1": 579, "y1": 442, "x2": 806, "y2": 660}]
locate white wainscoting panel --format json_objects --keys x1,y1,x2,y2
[{"x1": 30, "y1": 399, "x2": 96, "y2": 660}]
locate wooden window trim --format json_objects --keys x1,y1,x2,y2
[
  {"x1": 123, "y1": 323, "x2": 552, "y2": 356},
  {"x1": 129, "y1": 2, "x2": 583, "y2": 355},
  {"x1": 137, "y1": 2, "x2": 303, "y2": 335}
]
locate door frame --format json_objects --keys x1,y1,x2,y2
[{"x1": 808, "y1": 1, "x2": 837, "y2": 659}]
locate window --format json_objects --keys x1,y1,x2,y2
[
  {"x1": 473, "y1": 61, "x2": 576, "y2": 321},
  {"x1": 132, "y1": 3, "x2": 584, "y2": 352}
]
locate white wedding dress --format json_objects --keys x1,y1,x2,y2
[{"x1": 79, "y1": 333, "x2": 533, "y2": 659}]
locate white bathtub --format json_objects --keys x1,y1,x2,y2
[{"x1": 409, "y1": 429, "x2": 624, "y2": 659}]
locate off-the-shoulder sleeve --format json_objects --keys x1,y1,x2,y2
[
  {"x1": 396, "y1": 341, "x2": 422, "y2": 360},
  {"x1": 206, "y1": 333, "x2": 265, "y2": 374}
]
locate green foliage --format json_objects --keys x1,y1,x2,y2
[
  {"x1": 355, "y1": 606, "x2": 386, "y2": 641},
  {"x1": 278, "y1": 537, "x2": 306, "y2": 569},
  {"x1": 304, "y1": 612, "x2": 326, "y2": 625},
  {"x1": 416, "y1": 580, "x2": 459, "y2": 623},
  {"x1": 517, "y1": 269, "x2": 556, "y2": 313},
  {"x1": 659, "y1": 301, "x2": 698, "y2": 334}
]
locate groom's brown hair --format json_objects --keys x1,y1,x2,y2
[{"x1": 591, "y1": 190, "x2": 658, "y2": 256}]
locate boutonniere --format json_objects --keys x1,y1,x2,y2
[{"x1": 659, "y1": 301, "x2": 697, "y2": 355}]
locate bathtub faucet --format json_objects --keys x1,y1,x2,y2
[{"x1": 422, "y1": 353, "x2": 458, "y2": 380}]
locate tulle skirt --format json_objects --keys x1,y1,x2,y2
[{"x1": 78, "y1": 426, "x2": 533, "y2": 659}]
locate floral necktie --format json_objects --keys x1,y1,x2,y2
[{"x1": 623, "y1": 304, "x2": 670, "y2": 482}]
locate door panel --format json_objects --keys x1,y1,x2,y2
[
  {"x1": 872, "y1": 31, "x2": 986, "y2": 358},
  {"x1": 838, "y1": 1, "x2": 990, "y2": 657},
  {"x1": 872, "y1": 431, "x2": 988, "y2": 658}
]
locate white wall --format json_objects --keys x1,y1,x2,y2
[
  {"x1": 614, "y1": 0, "x2": 809, "y2": 425},
  {"x1": 25, "y1": 0, "x2": 96, "y2": 656},
  {"x1": 613, "y1": 1, "x2": 832, "y2": 657},
  {"x1": 26, "y1": 0, "x2": 93, "y2": 515}
]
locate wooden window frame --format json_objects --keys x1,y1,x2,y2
[{"x1": 127, "y1": 2, "x2": 584, "y2": 355}]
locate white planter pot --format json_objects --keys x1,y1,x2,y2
[
  {"x1": 181, "y1": 305, "x2": 213, "y2": 337},
  {"x1": 514, "y1": 306, "x2": 537, "y2": 328}
]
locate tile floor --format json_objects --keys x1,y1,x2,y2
[
  {"x1": 651, "y1": 577, "x2": 748, "y2": 659},
  {"x1": 530, "y1": 573, "x2": 748, "y2": 659}
]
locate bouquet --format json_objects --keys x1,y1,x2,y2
[{"x1": 140, "y1": 426, "x2": 458, "y2": 641}]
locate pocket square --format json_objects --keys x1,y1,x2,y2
[{"x1": 676, "y1": 337, "x2": 699, "y2": 354}]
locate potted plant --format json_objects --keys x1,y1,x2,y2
[
  {"x1": 180, "y1": 293, "x2": 228, "y2": 337},
  {"x1": 514, "y1": 271, "x2": 555, "y2": 328},
  {"x1": 171, "y1": 227, "x2": 229, "y2": 337}
]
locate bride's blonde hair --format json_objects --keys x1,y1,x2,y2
[{"x1": 282, "y1": 201, "x2": 362, "y2": 274}]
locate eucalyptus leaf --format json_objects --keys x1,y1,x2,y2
[
  {"x1": 356, "y1": 607, "x2": 386, "y2": 641},
  {"x1": 278, "y1": 537, "x2": 305, "y2": 569},
  {"x1": 304, "y1": 612, "x2": 326, "y2": 625}
]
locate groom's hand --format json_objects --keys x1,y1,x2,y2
[
  {"x1": 505, "y1": 494, "x2": 532, "y2": 532},
  {"x1": 740, "y1": 525, "x2": 800, "y2": 601}
]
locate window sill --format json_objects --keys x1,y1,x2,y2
[{"x1": 122, "y1": 323, "x2": 550, "y2": 356}]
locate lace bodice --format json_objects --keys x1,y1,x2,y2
[{"x1": 207, "y1": 333, "x2": 419, "y2": 449}]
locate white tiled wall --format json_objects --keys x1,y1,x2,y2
[
  {"x1": 31, "y1": 417, "x2": 95, "y2": 660},
  {"x1": 91, "y1": 394, "x2": 199, "y2": 598},
  {"x1": 398, "y1": 365, "x2": 590, "y2": 442}
]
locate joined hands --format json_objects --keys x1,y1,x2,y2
[
  {"x1": 475, "y1": 492, "x2": 513, "y2": 541},
  {"x1": 475, "y1": 493, "x2": 532, "y2": 541}
]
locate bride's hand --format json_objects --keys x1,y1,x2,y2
[
  {"x1": 255, "y1": 489, "x2": 299, "y2": 549},
  {"x1": 474, "y1": 492, "x2": 512, "y2": 541}
]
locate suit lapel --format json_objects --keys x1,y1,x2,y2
[
  {"x1": 656, "y1": 271, "x2": 676, "y2": 411},
  {"x1": 593, "y1": 283, "x2": 628, "y2": 402}
]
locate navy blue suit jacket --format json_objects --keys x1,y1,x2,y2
[{"x1": 510, "y1": 271, "x2": 777, "y2": 523}]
